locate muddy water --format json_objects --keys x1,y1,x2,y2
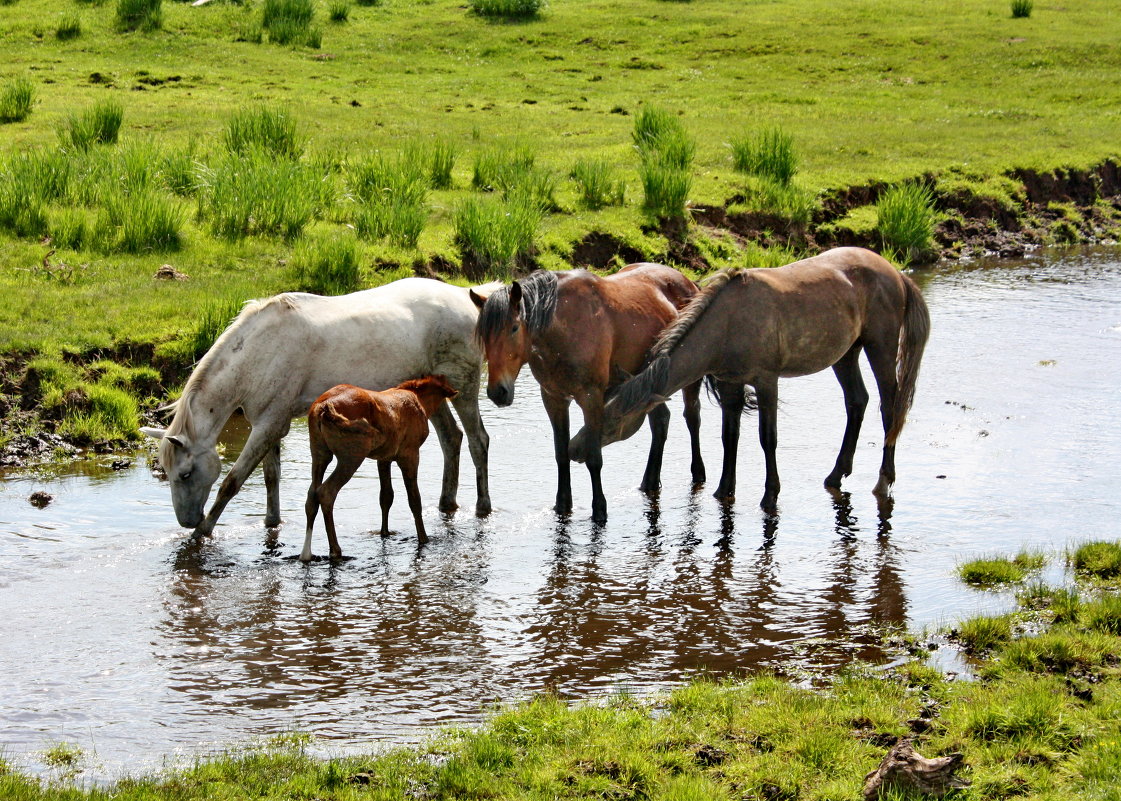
[{"x1": 2, "y1": 249, "x2": 1120, "y2": 776}]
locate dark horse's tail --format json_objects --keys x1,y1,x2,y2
[{"x1": 888, "y1": 274, "x2": 931, "y2": 445}]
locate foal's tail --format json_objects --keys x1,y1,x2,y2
[
  {"x1": 889, "y1": 274, "x2": 931, "y2": 445},
  {"x1": 319, "y1": 401, "x2": 379, "y2": 438}
]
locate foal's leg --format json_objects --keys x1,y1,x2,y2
[
  {"x1": 428, "y1": 402, "x2": 463, "y2": 513},
  {"x1": 377, "y1": 460, "x2": 393, "y2": 536},
  {"x1": 639, "y1": 402, "x2": 671, "y2": 494},
  {"x1": 863, "y1": 342, "x2": 901, "y2": 497},
  {"x1": 397, "y1": 454, "x2": 428, "y2": 543},
  {"x1": 262, "y1": 441, "x2": 283, "y2": 528},
  {"x1": 755, "y1": 378, "x2": 781, "y2": 513},
  {"x1": 825, "y1": 344, "x2": 870, "y2": 490},
  {"x1": 316, "y1": 453, "x2": 364, "y2": 558},
  {"x1": 450, "y1": 391, "x2": 492, "y2": 516},
  {"x1": 713, "y1": 381, "x2": 746, "y2": 501},
  {"x1": 301, "y1": 442, "x2": 332, "y2": 562},
  {"x1": 683, "y1": 379, "x2": 705, "y2": 484},
  {"x1": 541, "y1": 389, "x2": 573, "y2": 516}
]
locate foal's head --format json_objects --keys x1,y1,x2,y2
[
  {"x1": 471, "y1": 280, "x2": 532, "y2": 407},
  {"x1": 399, "y1": 374, "x2": 459, "y2": 418}
]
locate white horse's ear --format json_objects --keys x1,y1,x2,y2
[
  {"x1": 140, "y1": 426, "x2": 166, "y2": 440},
  {"x1": 468, "y1": 288, "x2": 488, "y2": 309},
  {"x1": 166, "y1": 435, "x2": 188, "y2": 449}
]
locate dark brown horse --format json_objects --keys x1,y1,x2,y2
[
  {"x1": 596, "y1": 247, "x2": 930, "y2": 512},
  {"x1": 470, "y1": 264, "x2": 705, "y2": 523},
  {"x1": 301, "y1": 375, "x2": 458, "y2": 560}
]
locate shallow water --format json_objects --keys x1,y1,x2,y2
[{"x1": 2, "y1": 248, "x2": 1120, "y2": 777}]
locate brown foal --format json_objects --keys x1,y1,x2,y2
[{"x1": 300, "y1": 375, "x2": 458, "y2": 560}]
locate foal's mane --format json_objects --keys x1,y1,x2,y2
[{"x1": 475, "y1": 270, "x2": 559, "y2": 343}]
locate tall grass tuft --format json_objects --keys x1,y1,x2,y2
[
  {"x1": 469, "y1": 0, "x2": 543, "y2": 19},
  {"x1": 328, "y1": 0, "x2": 349, "y2": 22},
  {"x1": 453, "y1": 193, "x2": 542, "y2": 279},
  {"x1": 472, "y1": 144, "x2": 556, "y2": 209},
  {"x1": 570, "y1": 158, "x2": 625, "y2": 210},
  {"x1": 1011, "y1": 0, "x2": 1033, "y2": 18},
  {"x1": 61, "y1": 100, "x2": 124, "y2": 151},
  {"x1": 55, "y1": 13, "x2": 83, "y2": 41},
  {"x1": 1069, "y1": 540, "x2": 1121, "y2": 579},
  {"x1": 94, "y1": 189, "x2": 184, "y2": 253},
  {"x1": 223, "y1": 106, "x2": 303, "y2": 160},
  {"x1": 427, "y1": 138, "x2": 458, "y2": 190},
  {"x1": 633, "y1": 106, "x2": 694, "y2": 220},
  {"x1": 876, "y1": 182, "x2": 937, "y2": 264},
  {"x1": 347, "y1": 150, "x2": 429, "y2": 248},
  {"x1": 292, "y1": 232, "x2": 361, "y2": 295},
  {"x1": 261, "y1": 0, "x2": 317, "y2": 45},
  {"x1": 0, "y1": 76, "x2": 34, "y2": 123},
  {"x1": 196, "y1": 149, "x2": 319, "y2": 241},
  {"x1": 115, "y1": 0, "x2": 161, "y2": 31},
  {"x1": 731, "y1": 126, "x2": 798, "y2": 186},
  {"x1": 161, "y1": 142, "x2": 201, "y2": 197}
]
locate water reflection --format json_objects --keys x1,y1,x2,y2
[{"x1": 3, "y1": 249, "x2": 1121, "y2": 775}]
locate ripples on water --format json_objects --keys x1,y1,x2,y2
[{"x1": 2, "y1": 249, "x2": 1120, "y2": 776}]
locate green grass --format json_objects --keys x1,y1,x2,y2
[
  {"x1": 1011, "y1": 0, "x2": 1033, "y2": 18},
  {"x1": 1069, "y1": 540, "x2": 1121, "y2": 579},
  {"x1": 570, "y1": 158, "x2": 626, "y2": 210},
  {"x1": 60, "y1": 99, "x2": 123, "y2": 151},
  {"x1": 261, "y1": 0, "x2": 315, "y2": 45},
  {"x1": 953, "y1": 613, "x2": 1014, "y2": 653},
  {"x1": 0, "y1": 75, "x2": 33, "y2": 123},
  {"x1": 469, "y1": 0, "x2": 543, "y2": 19},
  {"x1": 958, "y1": 550, "x2": 1047, "y2": 586},
  {"x1": 876, "y1": 181, "x2": 937, "y2": 264},
  {"x1": 54, "y1": 12, "x2": 82, "y2": 40},
  {"x1": 115, "y1": 0, "x2": 160, "y2": 32},
  {"x1": 327, "y1": 0, "x2": 348, "y2": 23},
  {"x1": 223, "y1": 106, "x2": 304, "y2": 160},
  {"x1": 291, "y1": 231, "x2": 361, "y2": 295},
  {"x1": 453, "y1": 192, "x2": 542, "y2": 279},
  {"x1": 731, "y1": 126, "x2": 798, "y2": 186}
]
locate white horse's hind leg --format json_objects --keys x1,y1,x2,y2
[
  {"x1": 451, "y1": 390, "x2": 491, "y2": 515},
  {"x1": 429, "y1": 402, "x2": 463, "y2": 513},
  {"x1": 262, "y1": 441, "x2": 283, "y2": 527}
]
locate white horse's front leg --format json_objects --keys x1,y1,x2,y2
[{"x1": 195, "y1": 423, "x2": 286, "y2": 538}]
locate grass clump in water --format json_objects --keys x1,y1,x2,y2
[
  {"x1": 953, "y1": 613, "x2": 1014, "y2": 654},
  {"x1": 1068, "y1": 540, "x2": 1121, "y2": 579},
  {"x1": 115, "y1": 0, "x2": 161, "y2": 32},
  {"x1": 876, "y1": 182, "x2": 937, "y2": 265},
  {"x1": 731, "y1": 126, "x2": 798, "y2": 186},
  {"x1": 292, "y1": 232, "x2": 361, "y2": 295},
  {"x1": 958, "y1": 551, "x2": 1046, "y2": 586},
  {"x1": 0, "y1": 76, "x2": 33, "y2": 123}
]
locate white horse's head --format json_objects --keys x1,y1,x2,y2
[{"x1": 140, "y1": 426, "x2": 222, "y2": 529}]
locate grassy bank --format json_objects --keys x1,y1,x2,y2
[
  {"x1": 3, "y1": 540, "x2": 1120, "y2": 799},
  {"x1": 1, "y1": 0, "x2": 1120, "y2": 452}
]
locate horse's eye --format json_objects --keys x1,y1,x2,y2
[
  {"x1": 511, "y1": 324, "x2": 520, "y2": 334},
  {"x1": 179, "y1": 471, "x2": 192, "y2": 481}
]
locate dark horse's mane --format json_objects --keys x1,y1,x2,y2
[
  {"x1": 475, "y1": 269, "x2": 560, "y2": 343},
  {"x1": 613, "y1": 268, "x2": 744, "y2": 416}
]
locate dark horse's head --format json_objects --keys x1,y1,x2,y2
[{"x1": 470, "y1": 271, "x2": 558, "y2": 407}]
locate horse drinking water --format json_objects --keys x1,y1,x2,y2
[
  {"x1": 471, "y1": 263, "x2": 706, "y2": 523},
  {"x1": 141, "y1": 278, "x2": 495, "y2": 537},
  {"x1": 301, "y1": 375, "x2": 458, "y2": 559},
  {"x1": 594, "y1": 248, "x2": 930, "y2": 512}
]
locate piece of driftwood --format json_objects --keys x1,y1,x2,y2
[{"x1": 863, "y1": 739, "x2": 970, "y2": 800}]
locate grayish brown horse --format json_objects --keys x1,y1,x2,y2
[{"x1": 590, "y1": 247, "x2": 931, "y2": 512}]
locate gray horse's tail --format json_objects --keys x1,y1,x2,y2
[
  {"x1": 888, "y1": 274, "x2": 931, "y2": 444},
  {"x1": 613, "y1": 355, "x2": 671, "y2": 418}
]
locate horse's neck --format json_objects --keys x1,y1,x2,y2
[{"x1": 175, "y1": 336, "x2": 257, "y2": 445}]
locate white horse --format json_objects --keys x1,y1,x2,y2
[{"x1": 141, "y1": 277, "x2": 495, "y2": 537}]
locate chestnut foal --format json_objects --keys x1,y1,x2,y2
[{"x1": 301, "y1": 375, "x2": 458, "y2": 561}]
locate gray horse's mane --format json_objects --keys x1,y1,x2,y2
[
  {"x1": 162, "y1": 294, "x2": 286, "y2": 439},
  {"x1": 613, "y1": 268, "x2": 743, "y2": 416},
  {"x1": 474, "y1": 270, "x2": 560, "y2": 343}
]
